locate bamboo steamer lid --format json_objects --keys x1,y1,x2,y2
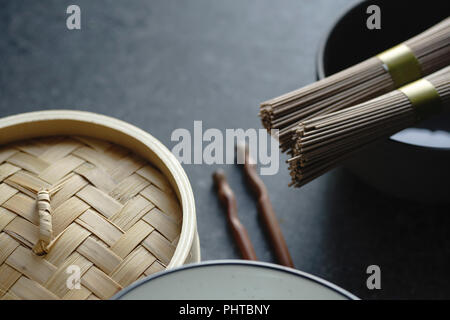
[{"x1": 0, "y1": 111, "x2": 199, "y2": 300}]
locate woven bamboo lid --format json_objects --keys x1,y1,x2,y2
[{"x1": 0, "y1": 133, "x2": 185, "y2": 300}]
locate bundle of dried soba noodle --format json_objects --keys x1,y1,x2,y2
[
  {"x1": 260, "y1": 18, "x2": 450, "y2": 153},
  {"x1": 288, "y1": 66, "x2": 450, "y2": 187}
]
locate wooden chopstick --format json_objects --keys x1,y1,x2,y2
[
  {"x1": 213, "y1": 169, "x2": 257, "y2": 261},
  {"x1": 238, "y1": 144, "x2": 294, "y2": 268}
]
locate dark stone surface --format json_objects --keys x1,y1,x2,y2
[{"x1": 1, "y1": 0, "x2": 449, "y2": 299}]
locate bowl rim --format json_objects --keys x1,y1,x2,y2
[
  {"x1": 315, "y1": 0, "x2": 450, "y2": 152},
  {"x1": 0, "y1": 110, "x2": 197, "y2": 268},
  {"x1": 113, "y1": 259, "x2": 359, "y2": 300}
]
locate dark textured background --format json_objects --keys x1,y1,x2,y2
[{"x1": 1, "y1": 0, "x2": 449, "y2": 299}]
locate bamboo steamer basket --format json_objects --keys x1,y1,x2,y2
[{"x1": 0, "y1": 110, "x2": 200, "y2": 300}]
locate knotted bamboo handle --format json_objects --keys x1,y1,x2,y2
[{"x1": 32, "y1": 189, "x2": 53, "y2": 256}]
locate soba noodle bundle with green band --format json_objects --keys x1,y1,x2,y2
[
  {"x1": 400, "y1": 78, "x2": 442, "y2": 119},
  {"x1": 377, "y1": 44, "x2": 422, "y2": 88},
  {"x1": 287, "y1": 66, "x2": 449, "y2": 187},
  {"x1": 260, "y1": 18, "x2": 450, "y2": 154}
]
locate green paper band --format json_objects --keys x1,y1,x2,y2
[
  {"x1": 377, "y1": 44, "x2": 422, "y2": 88},
  {"x1": 399, "y1": 79, "x2": 442, "y2": 119}
]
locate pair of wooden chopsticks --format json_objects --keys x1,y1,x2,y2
[{"x1": 213, "y1": 144, "x2": 294, "y2": 268}]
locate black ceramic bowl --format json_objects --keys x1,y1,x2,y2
[{"x1": 317, "y1": 0, "x2": 450, "y2": 203}]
